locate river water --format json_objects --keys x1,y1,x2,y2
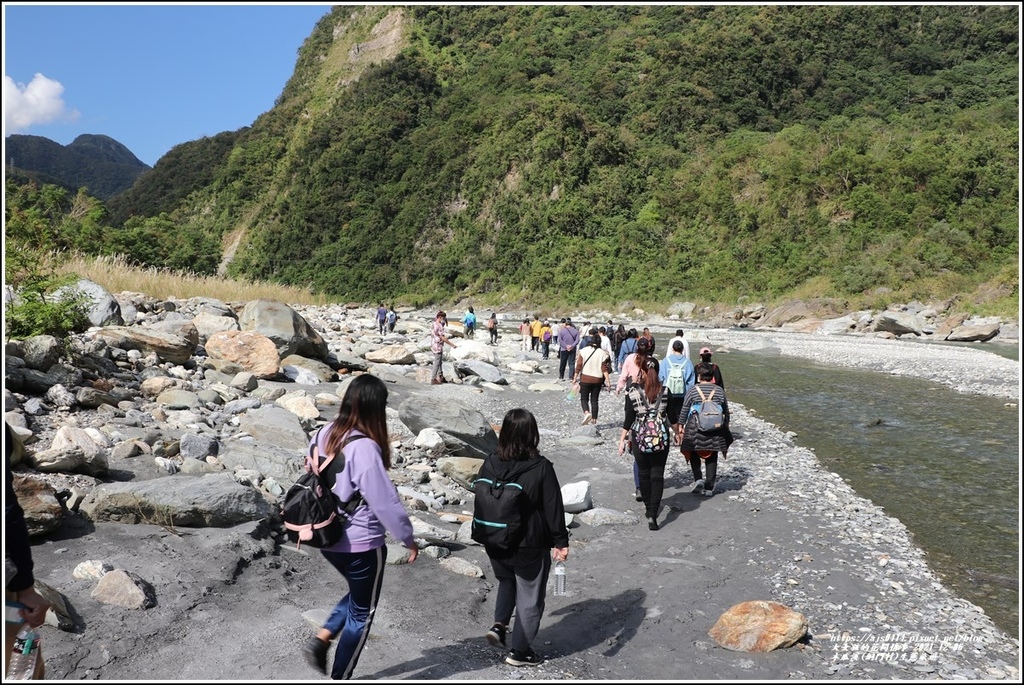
[{"x1": 709, "y1": 342, "x2": 1019, "y2": 639}]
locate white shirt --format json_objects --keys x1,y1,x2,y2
[
  {"x1": 667, "y1": 335, "x2": 691, "y2": 361},
  {"x1": 599, "y1": 333, "x2": 613, "y2": 358}
]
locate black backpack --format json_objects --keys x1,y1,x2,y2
[
  {"x1": 471, "y1": 460, "x2": 542, "y2": 550},
  {"x1": 281, "y1": 431, "x2": 365, "y2": 550}
]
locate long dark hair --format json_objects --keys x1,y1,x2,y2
[
  {"x1": 496, "y1": 408, "x2": 540, "y2": 462},
  {"x1": 640, "y1": 357, "x2": 663, "y2": 403},
  {"x1": 326, "y1": 374, "x2": 392, "y2": 468}
]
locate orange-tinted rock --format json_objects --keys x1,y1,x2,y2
[{"x1": 708, "y1": 600, "x2": 807, "y2": 652}]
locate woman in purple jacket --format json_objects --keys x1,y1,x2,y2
[{"x1": 303, "y1": 375, "x2": 419, "y2": 680}]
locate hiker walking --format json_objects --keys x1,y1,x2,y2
[
  {"x1": 539, "y1": 321, "x2": 553, "y2": 359},
  {"x1": 476, "y1": 408, "x2": 569, "y2": 668},
  {"x1": 386, "y1": 306, "x2": 398, "y2": 333},
  {"x1": 302, "y1": 375, "x2": 419, "y2": 680},
  {"x1": 519, "y1": 319, "x2": 531, "y2": 351},
  {"x1": 667, "y1": 329, "x2": 691, "y2": 361},
  {"x1": 659, "y1": 339, "x2": 695, "y2": 443},
  {"x1": 486, "y1": 312, "x2": 498, "y2": 345},
  {"x1": 680, "y1": 362, "x2": 733, "y2": 497},
  {"x1": 615, "y1": 336, "x2": 655, "y2": 503},
  {"x1": 572, "y1": 328, "x2": 611, "y2": 425},
  {"x1": 463, "y1": 307, "x2": 477, "y2": 339},
  {"x1": 556, "y1": 319, "x2": 580, "y2": 381},
  {"x1": 618, "y1": 355, "x2": 671, "y2": 531},
  {"x1": 697, "y1": 347, "x2": 725, "y2": 388},
  {"x1": 616, "y1": 328, "x2": 639, "y2": 373},
  {"x1": 376, "y1": 303, "x2": 387, "y2": 335}
]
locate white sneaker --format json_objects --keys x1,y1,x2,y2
[
  {"x1": 702, "y1": 488, "x2": 714, "y2": 497},
  {"x1": 691, "y1": 479, "x2": 705, "y2": 494},
  {"x1": 582, "y1": 412, "x2": 591, "y2": 425}
]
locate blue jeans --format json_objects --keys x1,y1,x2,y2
[{"x1": 320, "y1": 546, "x2": 387, "y2": 680}]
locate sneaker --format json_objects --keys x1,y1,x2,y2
[
  {"x1": 702, "y1": 488, "x2": 714, "y2": 497},
  {"x1": 691, "y1": 479, "x2": 705, "y2": 494},
  {"x1": 581, "y1": 412, "x2": 591, "y2": 425},
  {"x1": 648, "y1": 517, "x2": 659, "y2": 531},
  {"x1": 486, "y1": 623, "x2": 507, "y2": 649},
  {"x1": 506, "y1": 648, "x2": 544, "y2": 667},
  {"x1": 303, "y1": 636, "x2": 329, "y2": 675},
  {"x1": 635, "y1": 488, "x2": 643, "y2": 502}
]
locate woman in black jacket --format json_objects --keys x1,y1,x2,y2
[
  {"x1": 680, "y1": 362, "x2": 734, "y2": 497},
  {"x1": 474, "y1": 408, "x2": 569, "y2": 668}
]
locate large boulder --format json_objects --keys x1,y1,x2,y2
[
  {"x1": 946, "y1": 320, "x2": 1000, "y2": 342},
  {"x1": 11, "y1": 475, "x2": 64, "y2": 536},
  {"x1": 192, "y1": 312, "x2": 240, "y2": 342},
  {"x1": 92, "y1": 326, "x2": 196, "y2": 365},
  {"x1": 454, "y1": 359, "x2": 507, "y2": 385},
  {"x1": 20, "y1": 335, "x2": 63, "y2": 371},
  {"x1": 205, "y1": 331, "x2": 280, "y2": 379},
  {"x1": 709, "y1": 600, "x2": 808, "y2": 652},
  {"x1": 238, "y1": 299, "x2": 328, "y2": 361},
  {"x1": 54, "y1": 278, "x2": 123, "y2": 327},
  {"x1": 872, "y1": 311, "x2": 925, "y2": 336},
  {"x1": 81, "y1": 472, "x2": 275, "y2": 527},
  {"x1": 397, "y1": 396, "x2": 498, "y2": 459}
]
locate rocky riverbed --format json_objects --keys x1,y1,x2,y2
[{"x1": 4, "y1": 293, "x2": 1019, "y2": 680}]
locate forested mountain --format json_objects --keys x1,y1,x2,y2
[
  {"x1": 8, "y1": 5, "x2": 1020, "y2": 308},
  {"x1": 4, "y1": 134, "x2": 150, "y2": 200}
]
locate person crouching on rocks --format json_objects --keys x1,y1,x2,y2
[
  {"x1": 680, "y1": 362, "x2": 733, "y2": 497},
  {"x1": 302, "y1": 375, "x2": 419, "y2": 680}
]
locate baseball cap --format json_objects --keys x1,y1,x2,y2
[{"x1": 700, "y1": 347, "x2": 712, "y2": 355}]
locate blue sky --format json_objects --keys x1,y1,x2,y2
[{"x1": 3, "y1": 3, "x2": 333, "y2": 167}]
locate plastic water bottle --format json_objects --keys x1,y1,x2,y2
[
  {"x1": 553, "y1": 561, "x2": 567, "y2": 596},
  {"x1": 6, "y1": 623, "x2": 40, "y2": 680}
]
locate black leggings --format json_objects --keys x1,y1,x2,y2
[
  {"x1": 633, "y1": 448, "x2": 669, "y2": 519},
  {"x1": 688, "y1": 452, "x2": 718, "y2": 490},
  {"x1": 579, "y1": 382, "x2": 602, "y2": 419}
]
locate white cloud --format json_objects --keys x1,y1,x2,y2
[{"x1": 4, "y1": 73, "x2": 80, "y2": 133}]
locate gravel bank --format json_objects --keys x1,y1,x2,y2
[{"x1": 643, "y1": 324, "x2": 1019, "y2": 401}]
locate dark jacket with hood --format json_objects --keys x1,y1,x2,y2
[
  {"x1": 6, "y1": 422, "x2": 35, "y2": 593},
  {"x1": 475, "y1": 452, "x2": 569, "y2": 560}
]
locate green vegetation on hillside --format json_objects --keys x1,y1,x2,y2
[
  {"x1": 5, "y1": 134, "x2": 149, "y2": 200},
  {"x1": 6, "y1": 4, "x2": 1019, "y2": 311}
]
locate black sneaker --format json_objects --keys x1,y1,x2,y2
[
  {"x1": 506, "y1": 648, "x2": 544, "y2": 667},
  {"x1": 486, "y1": 623, "x2": 507, "y2": 649},
  {"x1": 303, "y1": 636, "x2": 329, "y2": 674},
  {"x1": 635, "y1": 488, "x2": 643, "y2": 502}
]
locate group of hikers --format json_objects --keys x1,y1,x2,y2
[{"x1": 295, "y1": 310, "x2": 733, "y2": 678}]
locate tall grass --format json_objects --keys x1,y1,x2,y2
[{"x1": 47, "y1": 252, "x2": 333, "y2": 306}]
